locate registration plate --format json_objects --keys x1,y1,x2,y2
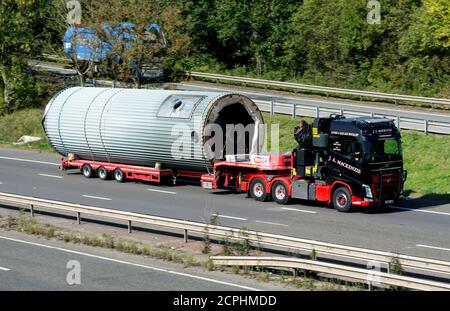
[
  {"x1": 384, "y1": 200, "x2": 394, "y2": 204},
  {"x1": 202, "y1": 181, "x2": 213, "y2": 189}
]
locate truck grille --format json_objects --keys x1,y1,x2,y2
[{"x1": 372, "y1": 170, "x2": 401, "y2": 201}]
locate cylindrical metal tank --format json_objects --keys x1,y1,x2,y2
[{"x1": 43, "y1": 87, "x2": 264, "y2": 172}]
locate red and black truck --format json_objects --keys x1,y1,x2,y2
[{"x1": 200, "y1": 115, "x2": 407, "y2": 212}]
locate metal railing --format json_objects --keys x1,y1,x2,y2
[
  {"x1": 211, "y1": 256, "x2": 450, "y2": 291},
  {"x1": 189, "y1": 71, "x2": 450, "y2": 106},
  {"x1": 36, "y1": 56, "x2": 450, "y2": 107},
  {"x1": 0, "y1": 192, "x2": 449, "y2": 284},
  {"x1": 255, "y1": 99, "x2": 450, "y2": 135}
]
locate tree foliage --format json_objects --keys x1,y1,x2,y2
[
  {"x1": 1, "y1": 0, "x2": 449, "y2": 115},
  {"x1": 80, "y1": 0, "x2": 191, "y2": 86},
  {"x1": 189, "y1": 0, "x2": 449, "y2": 97},
  {"x1": 0, "y1": 0, "x2": 56, "y2": 114}
]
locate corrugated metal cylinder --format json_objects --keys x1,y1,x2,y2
[{"x1": 42, "y1": 87, "x2": 264, "y2": 172}]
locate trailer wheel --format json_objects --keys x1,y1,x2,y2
[
  {"x1": 114, "y1": 168, "x2": 125, "y2": 183},
  {"x1": 271, "y1": 181, "x2": 289, "y2": 205},
  {"x1": 98, "y1": 166, "x2": 109, "y2": 180},
  {"x1": 332, "y1": 187, "x2": 352, "y2": 212},
  {"x1": 81, "y1": 164, "x2": 94, "y2": 178},
  {"x1": 250, "y1": 178, "x2": 267, "y2": 202}
]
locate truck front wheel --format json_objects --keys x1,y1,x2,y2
[
  {"x1": 250, "y1": 178, "x2": 267, "y2": 202},
  {"x1": 332, "y1": 187, "x2": 352, "y2": 212},
  {"x1": 271, "y1": 181, "x2": 289, "y2": 205}
]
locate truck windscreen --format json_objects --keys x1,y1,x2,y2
[{"x1": 363, "y1": 138, "x2": 402, "y2": 162}]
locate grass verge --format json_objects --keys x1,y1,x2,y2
[{"x1": 0, "y1": 108, "x2": 53, "y2": 152}]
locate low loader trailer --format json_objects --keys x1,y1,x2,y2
[{"x1": 61, "y1": 115, "x2": 407, "y2": 212}]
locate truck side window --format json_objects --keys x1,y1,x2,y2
[{"x1": 336, "y1": 139, "x2": 360, "y2": 162}]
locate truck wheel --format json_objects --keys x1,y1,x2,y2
[
  {"x1": 250, "y1": 178, "x2": 267, "y2": 202},
  {"x1": 98, "y1": 166, "x2": 109, "y2": 180},
  {"x1": 271, "y1": 181, "x2": 289, "y2": 205},
  {"x1": 332, "y1": 187, "x2": 352, "y2": 212},
  {"x1": 82, "y1": 164, "x2": 94, "y2": 178},
  {"x1": 114, "y1": 168, "x2": 125, "y2": 183}
]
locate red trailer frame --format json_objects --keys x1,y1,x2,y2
[{"x1": 61, "y1": 159, "x2": 203, "y2": 183}]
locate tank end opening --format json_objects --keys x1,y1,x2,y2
[{"x1": 204, "y1": 94, "x2": 264, "y2": 161}]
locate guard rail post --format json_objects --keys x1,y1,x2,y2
[{"x1": 184, "y1": 229, "x2": 188, "y2": 243}]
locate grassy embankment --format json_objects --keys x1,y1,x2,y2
[{"x1": 0, "y1": 109, "x2": 449, "y2": 198}]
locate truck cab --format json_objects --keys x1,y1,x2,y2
[{"x1": 300, "y1": 116, "x2": 407, "y2": 211}]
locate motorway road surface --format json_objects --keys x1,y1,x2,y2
[
  {"x1": 0, "y1": 148, "x2": 449, "y2": 262},
  {"x1": 0, "y1": 230, "x2": 289, "y2": 291}
]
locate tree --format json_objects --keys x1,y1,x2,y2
[
  {"x1": 0, "y1": 0, "x2": 55, "y2": 114},
  {"x1": 186, "y1": 0, "x2": 299, "y2": 76},
  {"x1": 79, "y1": 0, "x2": 192, "y2": 87}
]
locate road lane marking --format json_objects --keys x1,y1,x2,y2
[
  {"x1": 38, "y1": 174, "x2": 63, "y2": 179},
  {"x1": 0, "y1": 266, "x2": 10, "y2": 271},
  {"x1": 82, "y1": 195, "x2": 112, "y2": 201},
  {"x1": 0, "y1": 235, "x2": 260, "y2": 291},
  {"x1": 416, "y1": 244, "x2": 450, "y2": 252},
  {"x1": 0, "y1": 182, "x2": 3, "y2": 185},
  {"x1": 0, "y1": 156, "x2": 59, "y2": 166},
  {"x1": 147, "y1": 188, "x2": 177, "y2": 195},
  {"x1": 214, "y1": 214, "x2": 247, "y2": 221},
  {"x1": 255, "y1": 220, "x2": 288, "y2": 227},
  {"x1": 281, "y1": 207, "x2": 317, "y2": 214},
  {"x1": 390, "y1": 206, "x2": 450, "y2": 216}
]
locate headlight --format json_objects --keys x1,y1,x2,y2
[{"x1": 363, "y1": 184, "x2": 373, "y2": 198}]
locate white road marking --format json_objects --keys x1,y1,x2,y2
[
  {"x1": 281, "y1": 207, "x2": 317, "y2": 214},
  {"x1": 82, "y1": 195, "x2": 112, "y2": 201},
  {"x1": 0, "y1": 235, "x2": 260, "y2": 291},
  {"x1": 390, "y1": 206, "x2": 450, "y2": 216},
  {"x1": 0, "y1": 266, "x2": 10, "y2": 271},
  {"x1": 147, "y1": 188, "x2": 177, "y2": 195},
  {"x1": 0, "y1": 156, "x2": 59, "y2": 166},
  {"x1": 214, "y1": 214, "x2": 247, "y2": 221},
  {"x1": 416, "y1": 244, "x2": 450, "y2": 252},
  {"x1": 38, "y1": 174, "x2": 63, "y2": 179},
  {"x1": 0, "y1": 182, "x2": 3, "y2": 185},
  {"x1": 255, "y1": 220, "x2": 288, "y2": 227}
]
